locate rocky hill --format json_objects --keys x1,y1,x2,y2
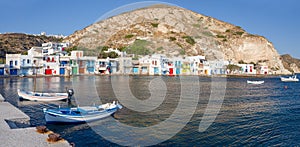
[
  {"x1": 0, "y1": 33, "x2": 62, "y2": 61},
  {"x1": 64, "y1": 4, "x2": 289, "y2": 74},
  {"x1": 281, "y1": 54, "x2": 300, "y2": 73}
]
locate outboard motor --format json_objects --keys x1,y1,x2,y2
[
  {"x1": 67, "y1": 89, "x2": 74, "y2": 97},
  {"x1": 66, "y1": 89, "x2": 74, "y2": 104}
]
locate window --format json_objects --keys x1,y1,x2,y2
[
  {"x1": 15, "y1": 60, "x2": 18, "y2": 66},
  {"x1": 27, "y1": 59, "x2": 30, "y2": 64},
  {"x1": 9, "y1": 61, "x2": 13, "y2": 67}
]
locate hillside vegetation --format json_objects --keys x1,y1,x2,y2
[{"x1": 64, "y1": 4, "x2": 290, "y2": 74}]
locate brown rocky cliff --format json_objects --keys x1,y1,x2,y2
[
  {"x1": 281, "y1": 54, "x2": 300, "y2": 73},
  {"x1": 0, "y1": 33, "x2": 62, "y2": 59},
  {"x1": 64, "y1": 4, "x2": 290, "y2": 74}
]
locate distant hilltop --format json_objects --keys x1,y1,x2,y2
[
  {"x1": 64, "y1": 4, "x2": 290, "y2": 74},
  {"x1": 0, "y1": 33, "x2": 63, "y2": 57},
  {"x1": 0, "y1": 4, "x2": 299, "y2": 74}
]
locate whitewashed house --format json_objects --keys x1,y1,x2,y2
[
  {"x1": 188, "y1": 55, "x2": 206, "y2": 75},
  {"x1": 59, "y1": 56, "x2": 71, "y2": 76},
  {"x1": 118, "y1": 57, "x2": 132, "y2": 75},
  {"x1": 42, "y1": 42, "x2": 70, "y2": 55},
  {"x1": 78, "y1": 56, "x2": 97, "y2": 74},
  {"x1": 237, "y1": 64, "x2": 256, "y2": 74},
  {"x1": 209, "y1": 60, "x2": 229, "y2": 75},
  {"x1": 138, "y1": 56, "x2": 150, "y2": 75},
  {"x1": 44, "y1": 55, "x2": 60, "y2": 75},
  {"x1": 173, "y1": 57, "x2": 183, "y2": 75},
  {"x1": 69, "y1": 51, "x2": 97, "y2": 75},
  {"x1": 20, "y1": 55, "x2": 34, "y2": 76},
  {"x1": 108, "y1": 58, "x2": 119, "y2": 74},
  {"x1": 259, "y1": 65, "x2": 268, "y2": 75},
  {"x1": 6, "y1": 54, "x2": 21, "y2": 75},
  {"x1": 96, "y1": 58, "x2": 110, "y2": 74}
]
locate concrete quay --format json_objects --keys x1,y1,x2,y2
[{"x1": 0, "y1": 94, "x2": 70, "y2": 147}]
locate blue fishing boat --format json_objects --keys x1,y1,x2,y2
[{"x1": 43, "y1": 101, "x2": 122, "y2": 124}]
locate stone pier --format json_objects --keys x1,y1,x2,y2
[{"x1": 0, "y1": 94, "x2": 70, "y2": 147}]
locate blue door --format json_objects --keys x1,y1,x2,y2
[
  {"x1": 176, "y1": 68, "x2": 180, "y2": 75},
  {"x1": 10, "y1": 69, "x2": 18, "y2": 75},
  {"x1": 0, "y1": 68, "x2": 4, "y2": 75},
  {"x1": 60, "y1": 68, "x2": 65, "y2": 75},
  {"x1": 133, "y1": 67, "x2": 139, "y2": 74},
  {"x1": 87, "y1": 67, "x2": 94, "y2": 73},
  {"x1": 154, "y1": 67, "x2": 159, "y2": 75}
]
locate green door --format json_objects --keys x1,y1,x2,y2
[{"x1": 72, "y1": 67, "x2": 78, "y2": 75}]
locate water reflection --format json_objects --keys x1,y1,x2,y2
[{"x1": 0, "y1": 76, "x2": 299, "y2": 146}]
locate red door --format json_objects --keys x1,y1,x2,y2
[
  {"x1": 169, "y1": 68, "x2": 173, "y2": 75},
  {"x1": 45, "y1": 69, "x2": 52, "y2": 75}
]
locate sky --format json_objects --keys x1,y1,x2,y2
[{"x1": 0, "y1": 0, "x2": 299, "y2": 58}]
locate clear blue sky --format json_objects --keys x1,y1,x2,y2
[{"x1": 1, "y1": 0, "x2": 299, "y2": 58}]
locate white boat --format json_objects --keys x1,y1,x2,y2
[
  {"x1": 280, "y1": 75, "x2": 299, "y2": 82},
  {"x1": 247, "y1": 80, "x2": 264, "y2": 84},
  {"x1": 18, "y1": 89, "x2": 69, "y2": 102},
  {"x1": 43, "y1": 101, "x2": 122, "y2": 124}
]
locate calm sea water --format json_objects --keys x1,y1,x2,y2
[{"x1": 0, "y1": 75, "x2": 300, "y2": 146}]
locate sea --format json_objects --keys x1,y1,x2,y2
[{"x1": 0, "y1": 75, "x2": 299, "y2": 146}]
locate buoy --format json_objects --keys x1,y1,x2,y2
[
  {"x1": 36, "y1": 125, "x2": 49, "y2": 133},
  {"x1": 47, "y1": 133, "x2": 62, "y2": 142}
]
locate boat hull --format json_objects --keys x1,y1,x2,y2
[
  {"x1": 247, "y1": 80, "x2": 264, "y2": 84},
  {"x1": 44, "y1": 110, "x2": 116, "y2": 124},
  {"x1": 18, "y1": 89, "x2": 68, "y2": 102},
  {"x1": 280, "y1": 77, "x2": 299, "y2": 82},
  {"x1": 43, "y1": 103, "x2": 122, "y2": 124}
]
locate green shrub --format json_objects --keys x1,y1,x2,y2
[
  {"x1": 151, "y1": 23, "x2": 159, "y2": 27},
  {"x1": 216, "y1": 34, "x2": 226, "y2": 38},
  {"x1": 176, "y1": 43, "x2": 183, "y2": 48},
  {"x1": 193, "y1": 24, "x2": 201, "y2": 28},
  {"x1": 227, "y1": 64, "x2": 241, "y2": 71},
  {"x1": 126, "y1": 39, "x2": 150, "y2": 55},
  {"x1": 156, "y1": 47, "x2": 163, "y2": 51},
  {"x1": 238, "y1": 60, "x2": 246, "y2": 64},
  {"x1": 169, "y1": 37, "x2": 176, "y2": 41},
  {"x1": 235, "y1": 31, "x2": 244, "y2": 35},
  {"x1": 182, "y1": 36, "x2": 195, "y2": 45},
  {"x1": 125, "y1": 34, "x2": 134, "y2": 38},
  {"x1": 203, "y1": 31, "x2": 213, "y2": 37},
  {"x1": 180, "y1": 49, "x2": 185, "y2": 55}
]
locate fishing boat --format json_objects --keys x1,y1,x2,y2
[
  {"x1": 43, "y1": 101, "x2": 122, "y2": 124},
  {"x1": 18, "y1": 89, "x2": 69, "y2": 101},
  {"x1": 280, "y1": 75, "x2": 299, "y2": 82},
  {"x1": 247, "y1": 80, "x2": 264, "y2": 84}
]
